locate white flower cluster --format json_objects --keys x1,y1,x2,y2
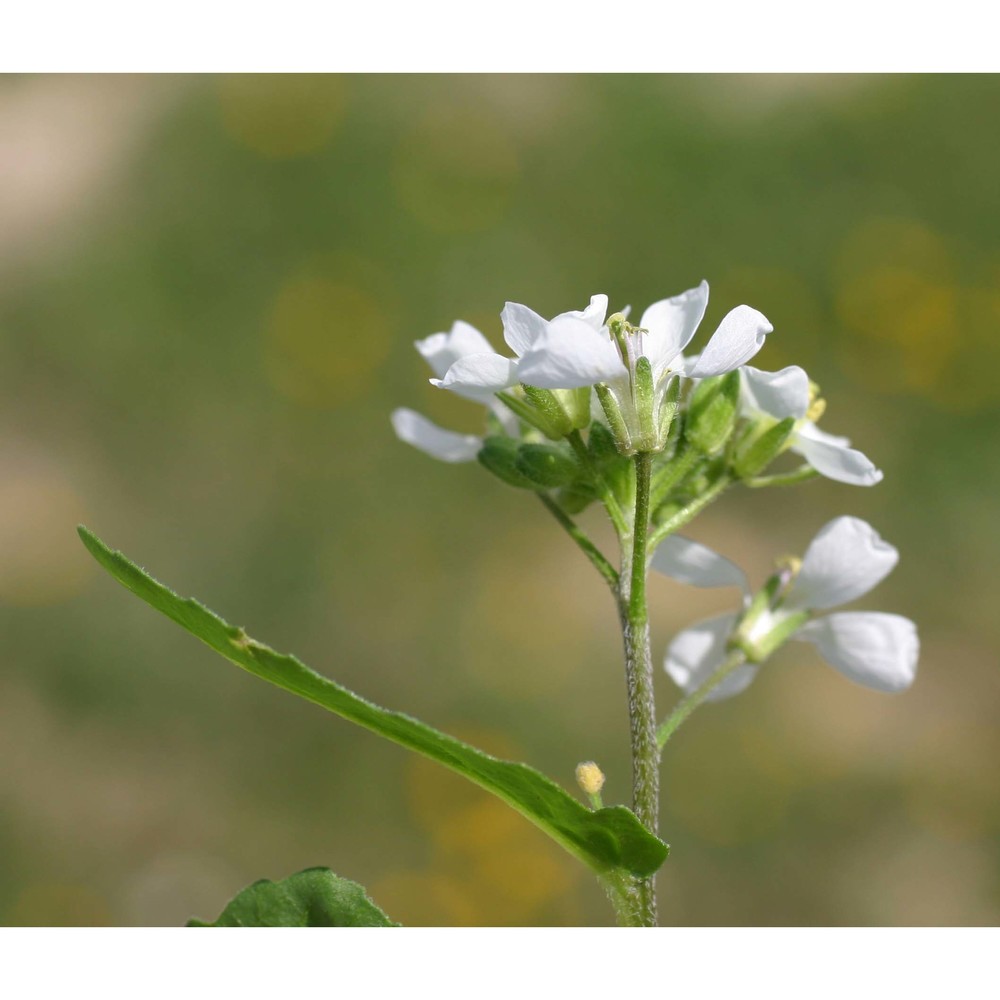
[{"x1": 392, "y1": 281, "x2": 917, "y2": 701}]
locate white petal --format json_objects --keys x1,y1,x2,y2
[
  {"x1": 685, "y1": 305, "x2": 773, "y2": 379},
  {"x1": 517, "y1": 316, "x2": 625, "y2": 389},
  {"x1": 431, "y1": 352, "x2": 519, "y2": 402},
  {"x1": 651, "y1": 535, "x2": 749, "y2": 594},
  {"x1": 415, "y1": 321, "x2": 495, "y2": 378},
  {"x1": 390, "y1": 408, "x2": 481, "y2": 463},
  {"x1": 794, "y1": 612, "x2": 918, "y2": 692},
  {"x1": 560, "y1": 293, "x2": 609, "y2": 332},
  {"x1": 740, "y1": 365, "x2": 810, "y2": 420},
  {"x1": 664, "y1": 613, "x2": 759, "y2": 701},
  {"x1": 793, "y1": 422, "x2": 883, "y2": 486},
  {"x1": 784, "y1": 516, "x2": 898, "y2": 611},
  {"x1": 639, "y1": 281, "x2": 709, "y2": 373},
  {"x1": 501, "y1": 302, "x2": 548, "y2": 357}
]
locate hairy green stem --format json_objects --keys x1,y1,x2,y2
[
  {"x1": 615, "y1": 450, "x2": 659, "y2": 927},
  {"x1": 536, "y1": 493, "x2": 619, "y2": 591},
  {"x1": 647, "y1": 475, "x2": 731, "y2": 551},
  {"x1": 657, "y1": 649, "x2": 747, "y2": 752}
]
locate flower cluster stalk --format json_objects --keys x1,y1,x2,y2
[
  {"x1": 615, "y1": 451, "x2": 659, "y2": 927},
  {"x1": 392, "y1": 281, "x2": 918, "y2": 929},
  {"x1": 648, "y1": 475, "x2": 731, "y2": 550}
]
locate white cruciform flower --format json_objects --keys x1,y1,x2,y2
[
  {"x1": 517, "y1": 280, "x2": 771, "y2": 392},
  {"x1": 740, "y1": 365, "x2": 883, "y2": 486},
  {"x1": 651, "y1": 516, "x2": 918, "y2": 700},
  {"x1": 390, "y1": 319, "x2": 517, "y2": 463},
  {"x1": 515, "y1": 282, "x2": 771, "y2": 453}
]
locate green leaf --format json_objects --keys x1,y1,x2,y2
[
  {"x1": 78, "y1": 526, "x2": 669, "y2": 880},
  {"x1": 188, "y1": 867, "x2": 397, "y2": 927}
]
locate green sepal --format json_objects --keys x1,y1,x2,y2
[
  {"x1": 515, "y1": 442, "x2": 581, "y2": 488},
  {"x1": 78, "y1": 527, "x2": 669, "y2": 880},
  {"x1": 732, "y1": 417, "x2": 796, "y2": 479},
  {"x1": 188, "y1": 867, "x2": 398, "y2": 927},
  {"x1": 657, "y1": 376, "x2": 682, "y2": 447},
  {"x1": 685, "y1": 370, "x2": 740, "y2": 455},
  {"x1": 633, "y1": 356, "x2": 656, "y2": 452},
  {"x1": 496, "y1": 390, "x2": 564, "y2": 440},
  {"x1": 521, "y1": 385, "x2": 574, "y2": 438},
  {"x1": 478, "y1": 436, "x2": 536, "y2": 489},
  {"x1": 552, "y1": 387, "x2": 592, "y2": 431},
  {"x1": 595, "y1": 384, "x2": 633, "y2": 455}
]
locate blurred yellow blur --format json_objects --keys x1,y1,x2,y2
[
  {"x1": 393, "y1": 108, "x2": 519, "y2": 233},
  {"x1": 263, "y1": 268, "x2": 391, "y2": 407},
  {"x1": 217, "y1": 75, "x2": 347, "y2": 158}
]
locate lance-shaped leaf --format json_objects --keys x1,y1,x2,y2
[
  {"x1": 78, "y1": 527, "x2": 668, "y2": 880},
  {"x1": 188, "y1": 867, "x2": 397, "y2": 927}
]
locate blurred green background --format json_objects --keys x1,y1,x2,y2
[{"x1": 1, "y1": 74, "x2": 997, "y2": 926}]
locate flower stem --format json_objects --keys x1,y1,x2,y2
[
  {"x1": 656, "y1": 649, "x2": 747, "y2": 753},
  {"x1": 615, "y1": 450, "x2": 659, "y2": 927},
  {"x1": 535, "y1": 492, "x2": 619, "y2": 592},
  {"x1": 743, "y1": 465, "x2": 819, "y2": 488},
  {"x1": 647, "y1": 474, "x2": 731, "y2": 551},
  {"x1": 649, "y1": 445, "x2": 702, "y2": 512}
]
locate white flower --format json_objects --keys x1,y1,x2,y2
[
  {"x1": 430, "y1": 295, "x2": 610, "y2": 400},
  {"x1": 652, "y1": 516, "x2": 918, "y2": 700},
  {"x1": 740, "y1": 365, "x2": 883, "y2": 486},
  {"x1": 390, "y1": 319, "x2": 515, "y2": 463},
  {"x1": 515, "y1": 281, "x2": 771, "y2": 453},
  {"x1": 517, "y1": 280, "x2": 771, "y2": 391}
]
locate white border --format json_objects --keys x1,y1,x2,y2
[
  {"x1": 1, "y1": 2, "x2": 998, "y2": 72},
  {"x1": 2, "y1": 927, "x2": 998, "y2": 997}
]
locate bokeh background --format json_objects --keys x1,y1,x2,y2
[{"x1": 1, "y1": 74, "x2": 998, "y2": 926}]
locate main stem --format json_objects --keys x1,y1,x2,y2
[{"x1": 616, "y1": 450, "x2": 659, "y2": 927}]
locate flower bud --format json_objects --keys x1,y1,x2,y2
[
  {"x1": 520, "y1": 385, "x2": 575, "y2": 438},
  {"x1": 684, "y1": 370, "x2": 741, "y2": 455},
  {"x1": 515, "y1": 442, "x2": 581, "y2": 488},
  {"x1": 732, "y1": 416, "x2": 796, "y2": 479},
  {"x1": 575, "y1": 761, "x2": 605, "y2": 806},
  {"x1": 595, "y1": 383, "x2": 634, "y2": 455},
  {"x1": 477, "y1": 437, "x2": 536, "y2": 489}
]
